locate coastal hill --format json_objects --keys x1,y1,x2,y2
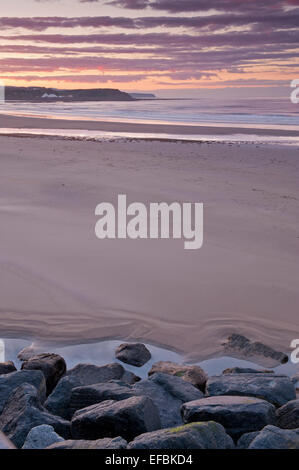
[{"x1": 5, "y1": 86, "x2": 135, "y2": 102}]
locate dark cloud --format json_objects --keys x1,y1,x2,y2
[
  {"x1": 1, "y1": 12, "x2": 299, "y2": 32},
  {"x1": 107, "y1": 0, "x2": 299, "y2": 13}
]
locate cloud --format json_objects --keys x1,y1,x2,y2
[
  {"x1": 3, "y1": 0, "x2": 299, "y2": 87},
  {"x1": 107, "y1": 0, "x2": 299, "y2": 12}
]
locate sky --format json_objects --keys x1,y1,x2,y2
[{"x1": 0, "y1": 0, "x2": 299, "y2": 95}]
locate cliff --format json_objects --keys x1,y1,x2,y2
[{"x1": 5, "y1": 87, "x2": 135, "y2": 102}]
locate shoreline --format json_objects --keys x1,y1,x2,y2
[{"x1": 1, "y1": 113, "x2": 299, "y2": 137}]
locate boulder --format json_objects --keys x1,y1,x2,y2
[
  {"x1": 22, "y1": 424, "x2": 64, "y2": 449},
  {"x1": 0, "y1": 431, "x2": 15, "y2": 449},
  {"x1": 115, "y1": 343, "x2": 151, "y2": 367},
  {"x1": 133, "y1": 372, "x2": 204, "y2": 428},
  {"x1": 248, "y1": 425, "x2": 299, "y2": 449},
  {"x1": 21, "y1": 353, "x2": 66, "y2": 395},
  {"x1": 69, "y1": 372, "x2": 203, "y2": 425},
  {"x1": 0, "y1": 370, "x2": 46, "y2": 414},
  {"x1": 48, "y1": 436, "x2": 127, "y2": 449},
  {"x1": 45, "y1": 375, "x2": 82, "y2": 420},
  {"x1": 70, "y1": 381, "x2": 134, "y2": 416},
  {"x1": 128, "y1": 421, "x2": 234, "y2": 449},
  {"x1": 0, "y1": 361, "x2": 17, "y2": 375},
  {"x1": 45, "y1": 363, "x2": 139, "y2": 420},
  {"x1": 276, "y1": 399, "x2": 299, "y2": 429},
  {"x1": 237, "y1": 431, "x2": 260, "y2": 449},
  {"x1": 66, "y1": 362, "x2": 139, "y2": 385},
  {"x1": 291, "y1": 372, "x2": 299, "y2": 385},
  {"x1": 222, "y1": 334, "x2": 288, "y2": 366},
  {"x1": 148, "y1": 361, "x2": 207, "y2": 391},
  {"x1": 181, "y1": 395, "x2": 276, "y2": 439},
  {"x1": 0, "y1": 384, "x2": 71, "y2": 448},
  {"x1": 223, "y1": 367, "x2": 273, "y2": 375},
  {"x1": 71, "y1": 396, "x2": 161, "y2": 441},
  {"x1": 207, "y1": 374, "x2": 296, "y2": 407}
]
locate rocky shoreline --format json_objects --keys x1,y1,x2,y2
[{"x1": 0, "y1": 342, "x2": 298, "y2": 450}]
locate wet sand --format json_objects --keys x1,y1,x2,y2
[
  {"x1": 0, "y1": 113, "x2": 299, "y2": 137},
  {"x1": 0, "y1": 133, "x2": 298, "y2": 362}
]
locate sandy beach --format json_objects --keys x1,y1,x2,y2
[{"x1": 0, "y1": 126, "x2": 298, "y2": 362}]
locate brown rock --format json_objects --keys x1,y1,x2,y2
[{"x1": 148, "y1": 361, "x2": 207, "y2": 391}]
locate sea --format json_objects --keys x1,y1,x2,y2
[{"x1": 0, "y1": 97, "x2": 299, "y2": 145}]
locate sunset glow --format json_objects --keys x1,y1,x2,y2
[{"x1": 1, "y1": 0, "x2": 299, "y2": 91}]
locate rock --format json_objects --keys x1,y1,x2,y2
[
  {"x1": 0, "y1": 431, "x2": 15, "y2": 449},
  {"x1": 248, "y1": 425, "x2": 299, "y2": 449},
  {"x1": 115, "y1": 343, "x2": 151, "y2": 367},
  {"x1": 45, "y1": 363, "x2": 139, "y2": 420},
  {"x1": 69, "y1": 372, "x2": 203, "y2": 425},
  {"x1": 71, "y1": 396, "x2": 161, "y2": 441},
  {"x1": 291, "y1": 372, "x2": 299, "y2": 386},
  {"x1": 133, "y1": 372, "x2": 204, "y2": 428},
  {"x1": 0, "y1": 384, "x2": 71, "y2": 448},
  {"x1": 70, "y1": 381, "x2": 134, "y2": 416},
  {"x1": 21, "y1": 353, "x2": 66, "y2": 395},
  {"x1": 22, "y1": 425, "x2": 64, "y2": 449},
  {"x1": 222, "y1": 334, "x2": 288, "y2": 367},
  {"x1": 223, "y1": 367, "x2": 274, "y2": 375},
  {"x1": 207, "y1": 374, "x2": 296, "y2": 407},
  {"x1": 48, "y1": 436, "x2": 127, "y2": 449},
  {"x1": 45, "y1": 375, "x2": 82, "y2": 420},
  {"x1": 45, "y1": 363, "x2": 139, "y2": 419},
  {"x1": 276, "y1": 399, "x2": 299, "y2": 429},
  {"x1": 66, "y1": 362, "x2": 139, "y2": 385},
  {"x1": 128, "y1": 421, "x2": 235, "y2": 449},
  {"x1": 237, "y1": 431, "x2": 260, "y2": 449},
  {"x1": 0, "y1": 370, "x2": 46, "y2": 414},
  {"x1": 148, "y1": 361, "x2": 207, "y2": 391},
  {"x1": 0, "y1": 361, "x2": 17, "y2": 375},
  {"x1": 18, "y1": 345, "x2": 45, "y2": 361},
  {"x1": 181, "y1": 396, "x2": 276, "y2": 439}
]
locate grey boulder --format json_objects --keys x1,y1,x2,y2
[
  {"x1": 0, "y1": 369, "x2": 46, "y2": 414},
  {"x1": 115, "y1": 343, "x2": 151, "y2": 367},
  {"x1": 237, "y1": 431, "x2": 260, "y2": 449},
  {"x1": 207, "y1": 373, "x2": 296, "y2": 407},
  {"x1": 21, "y1": 353, "x2": 66, "y2": 395},
  {"x1": 133, "y1": 372, "x2": 204, "y2": 428},
  {"x1": 248, "y1": 425, "x2": 299, "y2": 449},
  {"x1": 181, "y1": 395, "x2": 276, "y2": 439},
  {"x1": 69, "y1": 372, "x2": 203, "y2": 426},
  {"x1": 22, "y1": 424, "x2": 64, "y2": 449},
  {"x1": 128, "y1": 421, "x2": 234, "y2": 449},
  {"x1": 70, "y1": 381, "x2": 134, "y2": 416},
  {"x1": 45, "y1": 375, "x2": 82, "y2": 420},
  {"x1": 71, "y1": 396, "x2": 161, "y2": 441},
  {"x1": 276, "y1": 399, "x2": 299, "y2": 429},
  {"x1": 48, "y1": 436, "x2": 127, "y2": 449},
  {"x1": 148, "y1": 361, "x2": 207, "y2": 391},
  {"x1": 223, "y1": 367, "x2": 273, "y2": 375},
  {"x1": 0, "y1": 361, "x2": 17, "y2": 375},
  {"x1": 222, "y1": 334, "x2": 288, "y2": 366},
  {"x1": 66, "y1": 362, "x2": 139, "y2": 385},
  {"x1": 0, "y1": 384, "x2": 71, "y2": 448},
  {"x1": 45, "y1": 363, "x2": 139, "y2": 420}
]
